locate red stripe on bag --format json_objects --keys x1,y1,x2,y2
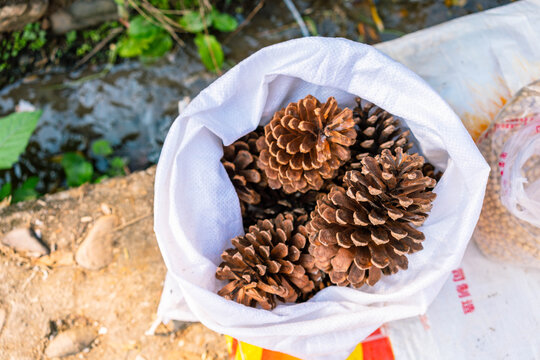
[
  {"x1": 230, "y1": 338, "x2": 238, "y2": 359},
  {"x1": 361, "y1": 329, "x2": 394, "y2": 360}
]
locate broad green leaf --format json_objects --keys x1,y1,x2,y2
[
  {"x1": 91, "y1": 139, "x2": 113, "y2": 156},
  {"x1": 0, "y1": 111, "x2": 41, "y2": 170},
  {"x1": 178, "y1": 11, "x2": 207, "y2": 33},
  {"x1": 12, "y1": 176, "x2": 39, "y2": 203},
  {"x1": 117, "y1": 36, "x2": 144, "y2": 58},
  {"x1": 211, "y1": 10, "x2": 237, "y2": 32},
  {"x1": 0, "y1": 182, "x2": 11, "y2": 200},
  {"x1": 129, "y1": 16, "x2": 160, "y2": 39},
  {"x1": 61, "y1": 152, "x2": 94, "y2": 187},
  {"x1": 141, "y1": 32, "x2": 173, "y2": 58},
  {"x1": 194, "y1": 33, "x2": 224, "y2": 73}
]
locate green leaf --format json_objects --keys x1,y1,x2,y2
[
  {"x1": 194, "y1": 34, "x2": 224, "y2": 73},
  {"x1": 12, "y1": 176, "x2": 39, "y2": 203},
  {"x1": 91, "y1": 139, "x2": 113, "y2": 156},
  {"x1": 141, "y1": 32, "x2": 173, "y2": 58},
  {"x1": 0, "y1": 111, "x2": 42, "y2": 170},
  {"x1": 61, "y1": 152, "x2": 94, "y2": 187},
  {"x1": 178, "y1": 11, "x2": 207, "y2": 33},
  {"x1": 0, "y1": 182, "x2": 12, "y2": 200},
  {"x1": 21, "y1": 176, "x2": 39, "y2": 189},
  {"x1": 129, "y1": 16, "x2": 160, "y2": 39},
  {"x1": 303, "y1": 16, "x2": 318, "y2": 36},
  {"x1": 66, "y1": 30, "x2": 77, "y2": 45},
  {"x1": 108, "y1": 156, "x2": 126, "y2": 176},
  {"x1": 117, "y1": 36, "x2": 144, "y2": 58},
  {"x1": 211, "y1": 10, "x2": 237, "y2": 32}
]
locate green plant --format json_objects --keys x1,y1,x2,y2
[
  {"x1": 61, "y1": 152, "x2": 94, "y2": 187},
  {"x1": 108, "y1": 156, "x2": 127, "y2": 177},
  {"x1": 11, "y1": 176, "x2": 39, "y2": 203},
  {"x1": 91, "y1": 139, "x2": 113, "y2": 156},
  {"x1": 60, "y1": 139, "x2": 127, "y2": 188},
  {"x1": 178, "y1": 7, "x2": 237, "y2": 72},
  {"x1": 0, "y1": 111, "x2": 42, "y2": 170},
  {"x1": 66, "y1": 30, "x2": 77, "y2": 46},
  {"x1": 114, "y1": 1, "x2": 238, "y2": 72},
  {"x1": 194, "y1": 33, "x2": 223, "y2": 72},
  {"x1": 1, "y1": 23, "x2": 47, "y2": 71},
  {"x1": 0, "y1": 110, "x2": 41, "y2": 204},
  {"x1": 0, "y1": 182, "x2": 11, "y2": 201},
  {"x1": 117, "y1": 15, "x2": 173, "y2": 59}
]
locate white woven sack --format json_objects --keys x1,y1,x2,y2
[{"x1": 154, "y1": 37, "x2": 490, "y2": 359}]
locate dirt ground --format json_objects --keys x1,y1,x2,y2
[{"x1": 0, "y1": 166, "x2": 228, "y2": 360}]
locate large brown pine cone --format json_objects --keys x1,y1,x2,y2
[
  {"x1": 307, "y1": 147, "x2": 437, "y2": 287},
  {"x1": 216, "y1": 212, "x2": 323, "y2": 310},
  {"x1": 256, "y1": 95, "x2": 356, "y2": 194},
  {"x1": 222, "y1": 130, "x2": 265, "y2": 212},
  {"x1": 349, "y1": 97, "x2": 412, "y2": 168}
]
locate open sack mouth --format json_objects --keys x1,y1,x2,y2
[{"x1": 153, "y1": 37, "x2": 489, "y2": 358}]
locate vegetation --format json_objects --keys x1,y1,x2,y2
[
  {"x1": 114, "y1": 1, "x2": 238, "y2": 72},
  {"x1": 0, "y1": 23, "x2": 47, "y2": 71},
  {"x1": 60, "y1": 139, "x2": 127, "y2": 188},
  {"x1": 0, "y1": 111, "x2": 42, "y2": 204},
  {"x1": 0, "y1": 110, "x2": 126, "y2": 204}
]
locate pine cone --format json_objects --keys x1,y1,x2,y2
[
  {"x1": 216, "y1": 212, "x2": 322, "y2": 309},
  {"x1": 257, "y1": 95, "x2": 356, "y2": 194},
  {"x1": 307, "y1": 148, "x2": 437, "y2": 287},
  {"x1": 349, "y1": 97, "x2": 411, "y2": 168},
  {"x1": 222, "y1": 130, "x2": 265, "y2": 212},
  {"x1": 422, "y1": 162, "x2": 443, "y2": 188},
  {"x1": 242, "y1": 190, "x2": 318, "y2": 231}
]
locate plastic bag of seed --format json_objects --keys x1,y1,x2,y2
[
  {"x1": 153, "y1": 38, "x2": 490, "y2": 359},
  {"x1": 475, "y1": 80, "x2": 540, "y2": 268}
]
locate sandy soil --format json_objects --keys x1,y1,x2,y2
[{"x1": 0, "y1": 166, "x2": 228, "y2": 359}]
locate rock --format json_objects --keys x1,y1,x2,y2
[
  {"x1": 0, "y1": 307, "x2": 6, "y2": 335},
  {"x1": 0, "y1": 0, "x2": 48, "y2": 32},
  {"x1": 50, "y1": 0, "x2": 118, "y2": 34},
  {"x1": 75, "y1": 215, "x2": 117, "y2": 270},
  {"x1": 1, "y1": 228, "x2": 49, "y2": 257},
  {"x1": 44, "y1": 327, "x2": 97, "y2": 358}
]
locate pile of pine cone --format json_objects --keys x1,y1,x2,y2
[{"x1": 216, "y1": 95, "x2": 441, "y2": 310}]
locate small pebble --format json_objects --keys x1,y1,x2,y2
[
  {"x1": 75, "y1": 215, "x2": 118, "y2": 270},
  {"x1": 1, "y1": 228, "x2": 49, "y2": 257},
  {"x1": 44, "y1": 327, "x2": 97, "y2": 358},
  {"x1": 100, "y1": 203, "x2": 112, "y2": 215}
]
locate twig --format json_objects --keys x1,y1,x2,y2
[
  {"x1": 143, "y1": 1, "x2": 186, "y2": 46},
  {"x1": 75, "y1": 27, "x2": 123, "y2": 68},
  {"x1": 113, "y1": 212, "x2": 152, "y2": 232},
  {"x1": 282, "y1": 0, "x2": 309, "y2": 37},
  {"x1": 140, "y1": 0, "x2": 187, "y2": 32},
  {"x1": 224, "y1": 0, "x2": 265, "y2": 44}
]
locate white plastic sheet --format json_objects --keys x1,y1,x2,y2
[{"x1": 153, "y1": 37, "x2": 489, "y2": 359}]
